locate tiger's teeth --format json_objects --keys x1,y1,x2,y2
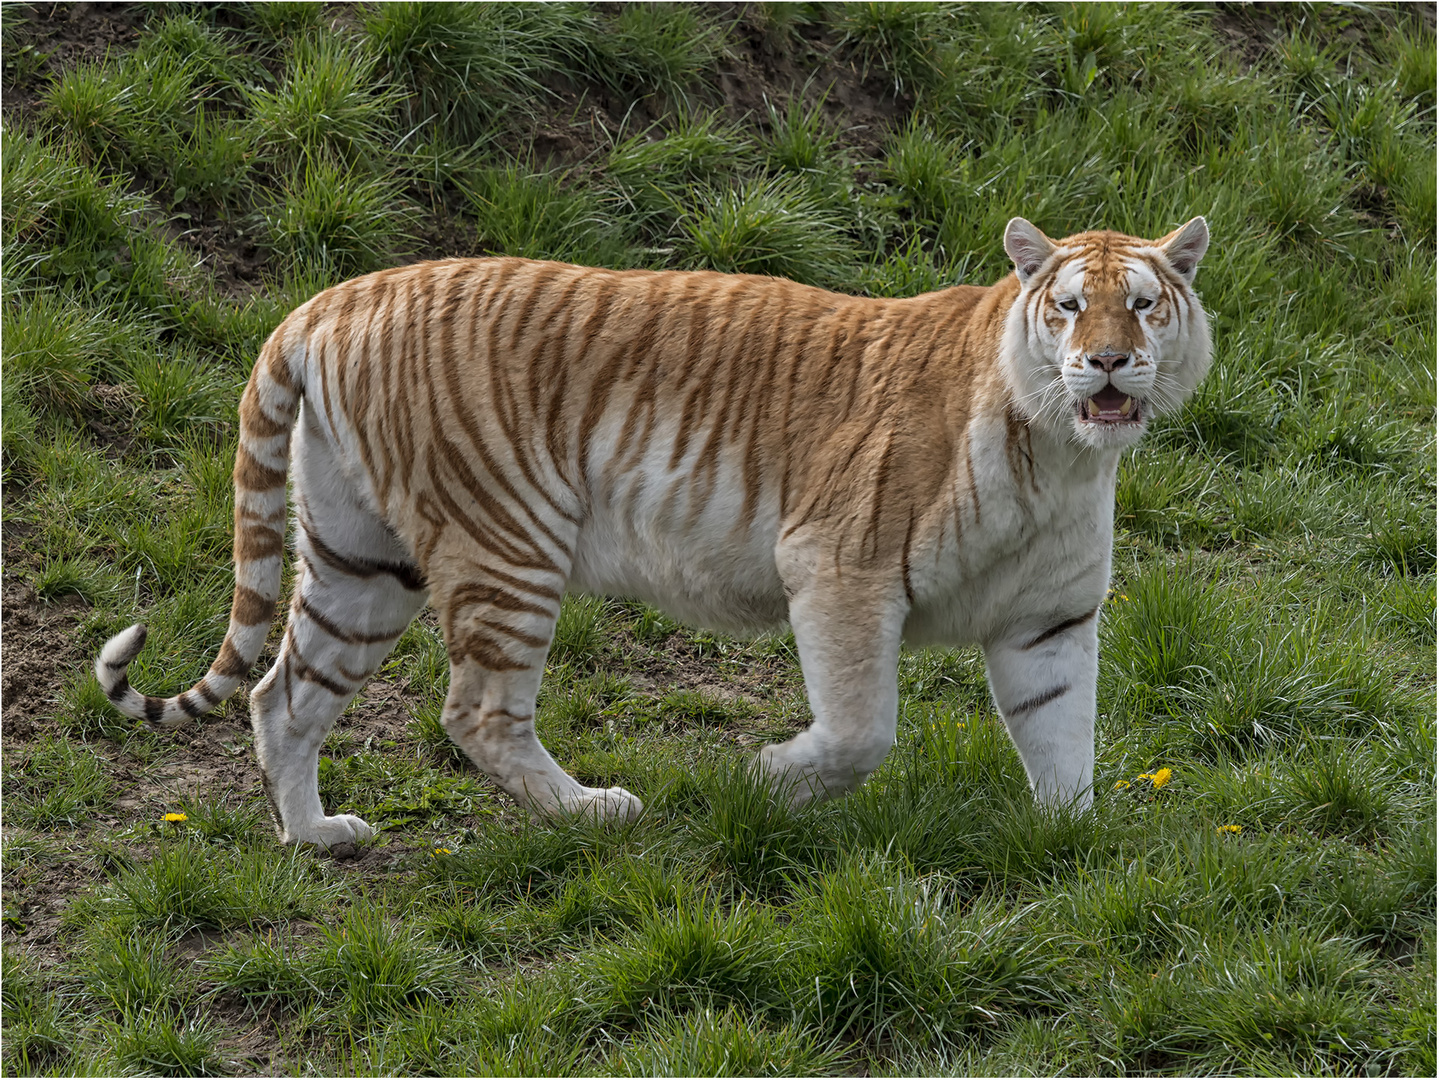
[{"x1": 1122, "y1": 396, "x2": 1132, "y2": 413}]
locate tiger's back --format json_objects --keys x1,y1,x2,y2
[{"x1": 95, "y1": 218, "x2": 1211, "y2": 845}]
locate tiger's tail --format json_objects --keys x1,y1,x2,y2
[{"x1": 94, "y1": 330, "x2": 303, "y2": 729}]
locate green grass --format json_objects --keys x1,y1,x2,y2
[
  {"x1": 244, "y1": 32, "x2": 400, "y2": 172},
  {"x1": 835, "y1": 2, "x2": 953, "y2": 95},
  {"x1": 2, "y1": 737, "x2": 115, "y2": 827},
  {"x1": 259, "y1": 160, "x2": 417, "y2": 277},
  {"x1": 1, "y1": 2, "x2": 1432, "y2": 1075},
  {"x1": 609, "y1": 1006, "x2": 846, "y2": 1077},
  {"x1": 466, "y1": 163, "x2": 628, "y2": 266},
  {"x1": 588, "y1": 2, "x2": 730, "y2": 101},
  {"x1": 105, "y1": 1008, "x2": 225, "y2": 1077},
  {"x1": 681, "y1": 174, "x2": 860, "y2": 285}
]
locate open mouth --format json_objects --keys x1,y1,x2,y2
[{"x1": 1078, "y1": 384, "x2": 1142, "y2": 425}]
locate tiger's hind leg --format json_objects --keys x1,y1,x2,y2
[
  {"x1": 435, "y1": 567, "x2": 642, "y2": 822},
  {"x1": 251, "y1": 420, "x2": 428, "y2": 847}
]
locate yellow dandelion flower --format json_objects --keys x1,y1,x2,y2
[
  {"x1": 163, "y1": 812, "x2": 188, "y2": 822},
  {"x1": 1105, "y1": 587, "x2": 1130, "y2": 602},
  {"x1": 1149, "y1": 768, "x2": 1172, "y2": 788},
  {"x1": 431, "y1": 847, "x2": 452, "y2": 857},
  {"x1": 1217, "y1": 824, "x2": 1242, "y2": 835},
  {"x1": 1114, "y1": 779, "x2": 1131, "y2": 789}
]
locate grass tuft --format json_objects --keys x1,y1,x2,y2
[
  {"x1": 765, "y1": 91, "x2": 842, "y2": 176},
  {"x1": 787, "y1": 853, "x2": 1061, "y2": 1043},
  {"x1": 258, "y1": 160, "x2": 416, "y2": 277},
  {"x1": 583, "y1": 897, "x2": 783, "y2": 1021},
  {"x1": 834, "y1": 2, "x2": 952, "y2": 95},
  {"x1": 245, "y1": 33, "x2": 400, "y2": 170},
  {"x1": 98, "y1": 840, "x2": 333, "y2": 932},
  {"x1": 548, "y1": 594, "x2": 616, "y2": 667},
  {"x1": 105, "y1": 1008, "x2": 224, "y2": 1077},
  {"x1": 589, "y1": 3, "x2": 729, "y2": 101},
  {"x1": 611, "y1": 1006, "x2": 847, "y2": 1077},
  {"x1": 681, "y1": 176, "x2": 859, "y2": 287},
  {"x1": 311, "y1": 903, "x2": 464, "y2": 1022},
  {"x1": 466, "y1": 164, "x2": 628, "y2": 266},
  {"x1": 242, "y1": 1, "x2": 331, "y2": 42},
  {"x1": 2, "y1": 946, "x2": 74, "y2": 1074},
  {"x1": 2, "y1": 737, "x2": 114, "y2": 827},
  {"x1": 695, "y1": 758, "x2": 833, "y2": 892},
  {"x1": 82, "y1": 926, "x2": 189, "y2": 1015}
]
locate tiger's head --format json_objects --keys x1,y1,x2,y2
[{"x1": 1000, "y1": 217, "x2": 1211, "y2": 451}]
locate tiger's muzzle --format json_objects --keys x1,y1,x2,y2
[{"x1": 1068, "y1": 351, "x2": 1148, "y2": 429}]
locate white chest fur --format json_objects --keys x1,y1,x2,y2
[{"x1": 905, "y1": 414, "x2": 1119, "y2": 648}]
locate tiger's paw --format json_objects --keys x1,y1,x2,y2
[
  {"x1": 558, "y1": 785, "x2": 644, "y2": 823},
  {"x1": 284, "y1": 813, "x2": 374, "y2": 849},
  {"x1": 755, "y1": 743, "x2": 845, "y2": 807}
]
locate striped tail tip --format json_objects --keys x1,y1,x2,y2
[
  {"x1": 95, "y1": 623, "x2": 148, "y2": 686},
  {"x1": 94, "y1": 623, "x2": 155, "y2": 724},
  {"x1": 93, "y1": 623, "x2": 219, "y2": 731}
]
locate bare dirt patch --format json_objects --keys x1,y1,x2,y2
[
  {"x1": 1, "y1": 831, "x2": 111, "y2": 956},
  {"x1": 722, "y1": 6, "x2": 914, "y2": 159},
  {"x1": 174, "y1": 217, "x2": 272, "y2": 301},
  {"x1": 479, "y1": 3, "x2": 914, "y2": 179},
  {"x1": 1, "y1": 578, "x2": 87, "y2": 741}
]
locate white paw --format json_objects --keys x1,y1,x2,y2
[
  {"x1": 756, "y1": 741, "x2": 796, "y2": 773},
  {"x1": 285, "y1": 813, "x2": 373, "y2": 848},
  {"x1": 559, "y1": 785, "x2": 644, "y2": 823},
  {"x1": 755, "y1": 744, "x2": 831, "y2": 805}
]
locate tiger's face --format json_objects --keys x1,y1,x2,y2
[{"x1": 1001, "y1": 217, "x2": 1211, "y2": 451}]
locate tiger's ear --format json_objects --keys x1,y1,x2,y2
[
  {"x1": 1004, "y1": 218, "x2": 1055, "y2": 284},
  {"x1": 1157, "y1": 216, "x2": 1208, "y2": 283}
]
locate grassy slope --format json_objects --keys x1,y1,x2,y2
[{"x1": 1, "y1": 2, "x2": 1434, "y2": 1076}]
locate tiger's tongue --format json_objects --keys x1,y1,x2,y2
[{"x1": 1090, "y1": 384, "x2": 1131, "y2": 417}]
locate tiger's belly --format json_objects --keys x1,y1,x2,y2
[{"x1": 567, "y1": 470, "x2": 788, "y2": 635}]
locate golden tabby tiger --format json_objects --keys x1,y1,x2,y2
[{"x1": 96, "y1": 217, "x2": 1211, "y2": 846}]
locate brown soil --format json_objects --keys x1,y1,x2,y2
[{"x1": 1, "y1": 579, "x2": 87, "y2": 740}]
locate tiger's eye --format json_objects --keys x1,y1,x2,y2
[
  {"x1": 1059, "y1": 299, "x2": 1080, "y2": 312},
  {"x1": 1133, "y1": 297, "x2": 1153, "y2": 311}
]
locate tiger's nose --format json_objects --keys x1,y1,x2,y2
[{"x1": 1087, "y1": 352, "x2": 1129, "y2": 372}]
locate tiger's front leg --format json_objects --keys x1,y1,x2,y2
[
  {"x1": 983, "y1": 610, "x2": 1100, "y2": 810},
  {"x1": 758, "y1": 574, "x2": 908, "y2": 805}
]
